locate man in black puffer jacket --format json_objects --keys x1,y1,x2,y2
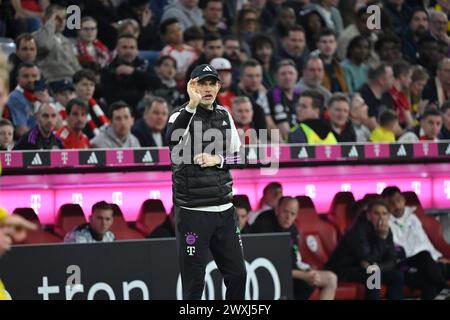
[{"x1": 166, "y1": 64, "x2": 246, "y2": 300}]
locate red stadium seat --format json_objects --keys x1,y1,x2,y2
[
  {"x1": 13, "y1": 208, "x2": 62, "y2": 244},
  {"x1": 328, "y1": 192, "x2": 356, "y2": 237},
  {"x1": 135, "y1": 199, "x2": 167, "y2": 237},
  {"x1": 110, "y1": 204, "x2": 144, "y2": 240},
  {"x1": 295, "y1": 196, "x2": 338, "y2": 270},
  {"x1": 53, "y1": 204, "x2": 86, "y2": 239},
  {"x1": 402, "y1": 191, "x2": 450, "y2": 258},
  {"x1": 295, "y1": 196, "x2": 364, "y2": 300}
]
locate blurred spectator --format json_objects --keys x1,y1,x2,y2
[
  {"x1": 390, "y1": 60, "x2": 414, "y2": 130},
  {"x1": 118, "y1": 0, "x2": 162, "y2": 51},
  {"x1": 350, "y1": 93, "x2": 371, "y2": 142},
  {"x1": 48, "y1": 79, "x2": 76, "y2": 126},
  {"x1": 15, "y1": 102, "x2": 63, "y2": 150},
  {"x1": 327, "y1": 93, "x2": 355, "y2": 142},
  {"x1": 8, "y1": 33, "x2": 37, "y2": 90},
  {"x1": 316, "y1": 0, "x2": 344, "y2": 36},
  {"x1": 232, "y1": 7, "x2": 260, "y2": 49},
  {"x1": 384, "y1": 0, "x2": 412, "y2": 33},
  {"x1": 398, "y1": 107, "x2": 443, "y2": 142},
  {"x1": 147, "y1": 209, "x2": 176, "y2": 238},
  {"x1": 252, "y1": 196, "x2": 337, "y2": 300},
  {"x1": 212, "y1": 57, "x2": 236, "y2": 112},
  {"x1": 295, "y1": 56, "x2": 332, "y2": 103},
  {"x1": 185, "y1": 34, "x2": 224, "y2": 84},
  {"x1": 439, "y1": 101, "x2": 450, "y2": 139},
  {"x1": 73, "y1": 69, "x2": 109, "y2": 139},
  {"x1": 223, "y1": 35, "x2": 248, "y2": 82},
  {"x1": 249, "y1": 181, "x2": 283, "y2": 225},
  {"x1": 370, "y1": 110, "x2": 398, "y2": 143},
  {"x1": 64, "y1": 201, "x2": 115, "y2": 243},
  {"x1": 337, "y1": 7, "x2": 379, "y2": 64},
  {"x1": 236, "y1": 59, "x2": 273, "y2": 131},
  {"x1": 160, "y1": 18, "x2": 198, "y2": 87},
  {"x1": 0, "y1": 119, "x2": 14, "y2": 151},
  {"x1": 0, "y1": 57, "x2": 9, "y2": 120},
  {"x1": 374, "y1": 32, "x2": 403, "y2": 64},
  {"x1": 250, "y1": 33, "x2": 278, "y2": 90},
  {"x1": 200, "y1": 0, "x2": 228, "y2": 37},
  {"x1": 82, "y1": 0, "x2": 120, "y2": 50},
  {"x1": 259, "y1": 0, "x2": 285, "y2": 31},
  {"x1": 161, "y1": 0, "x2": 204, "y2": 32},
  {"x1": 422, "y1": 57, "x2": 450, "y2": 107},
  {"x1": 268, "y1": 59, "x2": 300, "y2": 140},
  {"x1": 231, "y1": 96, "x2": 258, "y2": 144},
  {"x1": 91, "y1": 101, "x2": 141, "y2": 148},
  {"x1": 101, "y1": 34, "x2": 160, "y2": 111},
  {"x1": 288, "y1": 90, "x2": 337, "y2": 144},
  {"x1": 6, "y1": 62, "x2": 40, "y2": 137},
  {"x1": 429, "y1": 10, "x2": 450, "y2": 48},
  {"x1": 184, "y1": 26, "x2": 205, "y2": 55},
  {"x1": 416, "y1": 35, "x2": 443, "y2": 76},
  {"x1": 116, "y1": 18, "x2": 140, "y2": 39},
  {"x1": 151, "y1": 55, "x2": 181, "y2": 109},
  {"x1": 409, "y1": 65, "x2": 430, "y2": 119},
  {"x1": 358, "y1": 63, "x2": 394, "y2": 131},
  {"x1": 11, "y1": 0, "x2": 48, "y2": 35},
  {"x1": 299, "y1": 4, "x2": 327, "y2": 51},
  {"x1": 75, "y1": 16, "x2": 112, "y2": 70},
  {"x1": 232, "y1": 197, "x2": 251, "y2": 234},
  {"x1": 326, "y1": 199, "x2": 404, "y2": 300},
  {"x1": 401, "y1": 8, "x2": 430, "y2": 64},
  {"x1": 268, "y1": 5, "x2": 296, "y2": 50},
  {"x1": 132, "y1": 96, "x2": 169, "y2": 147},
  {"x1": 382, "y1": 186, "x2": 450, "y2": 299},
  {"x1": 55, "y1": 98, "x2": 91, "y2": 149},
  {"x1": 434, "y1": 0, "x2": 450, "y2": 30},
  {"x1": 315, "y1": 28, "x2": 348, "y2": 94},
  {"x1": 341, "y1": 36, "x2": 370, "y2": 94},
  {"x1": 278, "y1": 25, "x2": 309, "y2": 76},
  {"x1": 33, "y1": 5, "x2": 81, "y2": 83}
]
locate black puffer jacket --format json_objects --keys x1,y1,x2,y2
[{"x1": 166, "y1": 102, "x2": 236, "y2": 207}]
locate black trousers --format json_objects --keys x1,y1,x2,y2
[
  {"x1": 175, "y1": 205, "x2": 247, "y2": 300},
  {"x1": 340, "y1": 268, "x2": 404, "y2": 300},
  {"x1": 403, "y1": 251, "x2": 449, "y2": 299}
]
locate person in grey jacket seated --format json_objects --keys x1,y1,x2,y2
[
  {"x1": 64, "y1": 201, "x2": 115, "y2": 243},
  {"x1": 91, "y1": 101, "x2": 141, "y2": 148}
]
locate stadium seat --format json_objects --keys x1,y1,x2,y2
[
  {"x1": 13, "y1": 208, "x2": 61, "y2": 244},
  {"x1": 53, "y1": 204, "x2": 87, "y2": 239},
  {"x1": 402, "y1": 191, "x2": 450, "y2": 258},
  {"x1": 295, "y1": 196, "x2": 365, "y2": 300},
  {"x1": 328, "y1": 192, "x2": 356, "y2": 237},
  {"x1": 110, "y1": 204, "x2": 144, "y2": 240},
  {"x1": 135, "y1": 199, "x2": 167, "y2": 237},
  {"x1": 295, "y1": 196, "x2": 338, "y2": 269},
  {"x1": 233, "y1": 194, "x2": 252, "y2": 211}
]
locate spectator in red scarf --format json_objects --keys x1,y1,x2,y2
[
  {"x1": 5, "y1": 62, "x2": 40, "y2": 138},
  {"x1": 73, "y1": 69, "x2": 109, "y2": 139},
  {"x1": 76, "y1": 16, "x2": 112, "y2": 71}
]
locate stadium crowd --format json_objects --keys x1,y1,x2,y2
[{"x1": 0, "y1": 0, "x2": 450, "y2": 151}]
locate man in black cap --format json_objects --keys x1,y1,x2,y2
[{"x1": 166, "y1": 64, "x2": 247, "y2": 300}]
